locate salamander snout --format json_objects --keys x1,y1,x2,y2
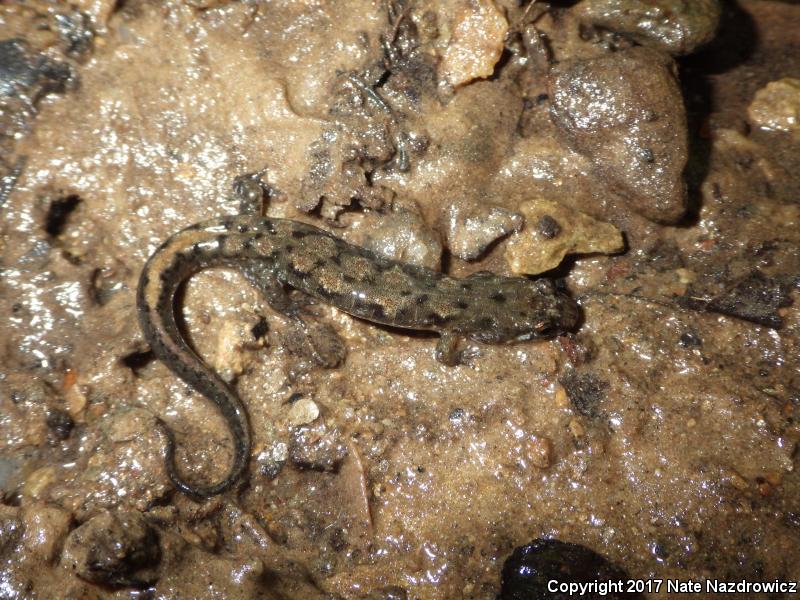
[
  {"x1": 513, "y1": 279, "x2": 580, "y2": 341},
  {"x1": 467, "y1": 278, "x2": 580, "y2": 344}
]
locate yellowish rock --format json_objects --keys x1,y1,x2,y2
[
  {"x1": 748, "y1": 78, "x2": 800, "y2": 134},
  {"x1": 505, "y1": 199, "x2": 624, "y2": 275},
  {"x1": 287, "y1": 398, "x2": 320, "y2": 427},
  {"x1": 23, "y1": 467, "x2": 57, "y2": 501},
  {"x1": 213, "y1": 319, "x2": 257, "y2": 383},
  {"x1": 441, "y1": 0, "x2": 508, "y2": 89}
]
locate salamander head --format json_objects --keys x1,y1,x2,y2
[{"x1": 465, "y1": 278, "x2": 580, "y2": 344}]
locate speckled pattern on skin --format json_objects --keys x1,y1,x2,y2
[{"x1": 137, "y1": 215, "x2": 579, "y2": 498}]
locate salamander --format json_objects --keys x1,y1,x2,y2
[{"x1": 137, "y1": 212, "x2": 579, "y2": 499}]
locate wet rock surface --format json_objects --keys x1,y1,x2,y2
[
  {"x1": 62, "y1": 510, "x2": 161, "y2": 587},
  {"x1": 0, "y1": 0, "x2": 798, "y2": 598},
  {"x1": 289, "y1": 422, "x2": 348, "y2": 472},
  {"x1": 549, "y1": 46, "x2": 689, "y2": 223},
  {"x1": 575, "y1": 0, "x2": 722, "y2": 56},
  {"x1": 350, "y1": 202, "x2": 443, "y2": 270},
  {"x1": 443, "y1": 201, "x2": 523, "y2": 260}
]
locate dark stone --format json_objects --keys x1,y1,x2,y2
[
  {"x1": 560, "y1": 372, "x2": 608, "y2": 418},
  {"x1": 537, "y1": 215, "x2": 562, "y2": 239},
  {"x1": 499, "y1": 538, "x2": 641, "y2": 600},
  {"x1": 44, "y1": 194, "x2": 81, "y2": 237},
  {"x1": 46, "y1": 409, "x2": 74, "y2": 441}
]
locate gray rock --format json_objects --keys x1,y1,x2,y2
[{"x1": 443, "y1": 201, "x2": 523, "y2": 260}]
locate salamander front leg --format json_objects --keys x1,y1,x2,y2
[
  {"x1": 435, "y1": 333, "x2": 480, "y2": 366},
  {"x1": 233, "y1": 170, "x2": 273, "y2": 216}
]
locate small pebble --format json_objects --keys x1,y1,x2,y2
[
  {"x1": 525, "y1": 436, "x2": 553, "y2": 469},
  {"x1": 748, "y1": 78, "x2": 800, "y2": 134},
  {"x1": 287, "y1": 398, "x2": 320, "y2": 427},
  {"x1": 568, "y1": 419, "x2": 586, "y2": 439}
]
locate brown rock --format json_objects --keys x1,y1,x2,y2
[
  {"x1": 549, "y1": 47, "x2": 689, "y2": 223},
  {"x1": 575, "y1": 0, "x2": 722, "y2": 56},
  {"x1": 440, "y1": 0, "x2": 509, "y2": 89},
  {"x1": 62, "y1": 511, "x2": 161, "y2": 587}
]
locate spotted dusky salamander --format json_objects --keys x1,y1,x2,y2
[{"x1": 137, "y1": 211, "x2": 579, "y2": 498}]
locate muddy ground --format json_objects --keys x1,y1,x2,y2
[{"x1": 0, "y1": 0, "x2": 798, "y2": 598}]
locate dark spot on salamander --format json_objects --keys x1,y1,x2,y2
[
  {"x1": 395, "y1": 305, "x2": 414, "y2": 322},
  {"x1": 313, "y1": 258, "x2": 327, "y2": 270},
  {"x1": 284, "y1": 243, "x2": 295, "y2": 253},
  {"x1": 313, "y1": 285, "x2": 335, "y2": 300},
  {"x1": 365, "y1": 302, "x2": 388, "y2": 320},
  {"x1": 399, "y1": 289, "x2": 413, "y2": 297},
  {"x1": 288, "y1": 264, "x2": 307, "y2": 280},
  {"x1": 426, "y1": 312, "x2": 454, "y2": 327},
  {"x1": 263, "y1": 221, "x2": 277, "y2": 235},
  {"x1": 342, "y1": 273, "x2": 357, "y2": 284},
  {"x1": 158, "y1": 288, "x2": 173, "y2": 310},
  {"x1": 291, "y1": 229, "x2": 308, "y2": 239},
  {"x1": 415, "y1": 294, "x2": 429, "y2": 305},
  {"x1": 329, "y1": 254, "x2": 342, "y2": 266},
  {"x1": 460, "y1": 282, "x2": 472, "y2": 291},
  {"x1": 455, "y1": 299, "x2": 469, "y2": 310},
  {"x1": 237, "y1": 223, "x2": 249, "y2": 234},
  {"x1": 489, "y1": 291, "x2": 506, "y2": 303}
]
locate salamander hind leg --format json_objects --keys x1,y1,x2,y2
[
  {"x1": 241, "y1": 262, "x2": 299, "y2": 317},
  {"x1": 242, "y1": 262, "x2": 346, "y2": 368},
  {"x1": 284, "y1": 320, "x2": 347, "y2": 368}
]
